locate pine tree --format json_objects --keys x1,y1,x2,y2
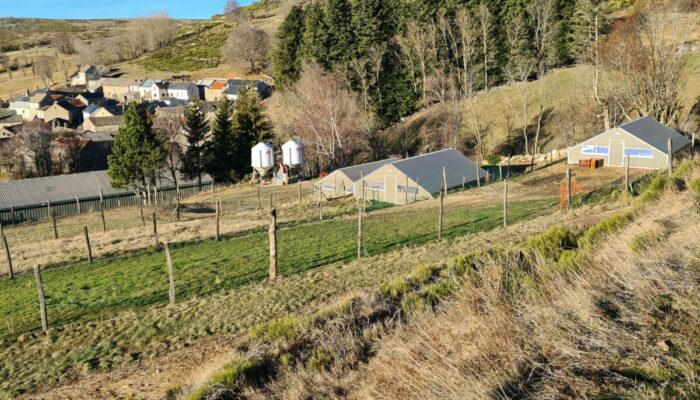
[
  {"x1": 323, "y1": 0, "x2": 354, "y2": 64},
  {"x1": 271, "y1": 5, "x2": 306, "y2": 90},
  {"x1": 180, "y1": 100, "x2": 209, "y2": 187},
  {"x1": 301, "y1": 2, "x2": 331, "y2": 68},
  {"x1": 231, "y1": 84, "x2": 273, "y2": 178},
  {"x1": 205, "y1": 97, "x2": 236, "y2": 183},
  {"x1": 108, "y1": 103, "x2": 163, "y2": 188}
]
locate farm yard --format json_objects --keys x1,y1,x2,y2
[{"x1": 0, "y1": 161, "x2": 650, "y2": 398}]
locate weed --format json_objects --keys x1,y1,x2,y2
[
  {"x1": 528, "y1": 226, "x2": 577, "y2": 261},
  {"x1": 408, "y1": 264, "x2": 437, "y2": 285},
  {"x1": 184, "y1": 386, "x2": 210, "y2": 400},
  {"x1": 690, "y1": 179, "x2": 700, "y2": 199},
  {"x1": 630, "y1": 231, "x2": 661, "y2": 253},
  {"x1": 251, "y1": 317, "x2": 311, "y2": 345},
  {"x1": 401, "y1": 293, "x2": 426, "y2": 315},
  {"x1": 381, "y1": 277, "x2": 409, "y2": 298},
  {"x1": 672, "y1": 159, "x2": 697, "y2": 179},
  {"x1": 280, "y1": 353, "x2": 292, "y2": 368},
  {"x1": 211, "y1": 358, "x2": 261, "y2": 388},
  {"x1": 577, "y1": 211, "x2": 635, "y2": 249},
  {"x1": 552, "y1": 250, "x2": 584, "y2": 275},
  {"x1": 421, "y1": 280, "x2": 456, "y2": 305},
  {"x1": 306, "y1": 347, "x2": 333, "y2": 371},
  {"x1": 638, "y1": 175, "x2": 668, "y2": 204},
  {"x1": 500, "y1": 267, "x2": 537, "y2": 304}
]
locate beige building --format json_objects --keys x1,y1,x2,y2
[
  {"x1": 103, "y1": 78, "x2": 144, "y2": 101},
  {"x1": 567, "y1": 117, "x2": 691, "y2": 170},
  {"x1": 315, "y1": 149, "x2": 487, "y2": 205},
  {"x1": 43, "y1": 99, "x2": 84, "y2": 128},
  {"x1": 82, "y1": 116, "x2": 124, "y2": 132}
]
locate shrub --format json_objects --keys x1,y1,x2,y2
[
  {"x1": 528, "y1": 226, "x2": 576, "y2": 261},
  {"x1": 577, "y1": 211, "x2": 635, "y2": 249},
  {"x1": 672, "y1": 159, "x2": 696, "y2": 179},
  {"x1": 251, "y1": 317, "x2": 310, "y2": 344},
  {"x1": 552, "y1": 250, "x2": 585, "y2": 275},
  {"x1": 421, "y1": 280, "x2": 456, "y2": 305},
  {"x1": 401, "y1": 293, "x2": 426, "y2": 314},
  {"x1": 306, "y1": 347, "x2": 333, "y2": 371},
  {"x1": 630, "y1": 231, "x2": 660, "y2": 253},
  {"x1": 211, "y1": 358, "x2": 260, "y2": 388},
  {"x1": 638, "y1": 175, "x2": 668, "y2": 204},
  {"x1": 445, "y1": 251, "x2": 487, "y2": 276},
  {"x1": 690, "y1": 179, "x2": 700, "y2": 199},
  {"x1": 381, "y1": 277, "x2": 409, "y2": 298},
  {"x1": 484, "y1": 154, "x2": 502, "y2": 165}
]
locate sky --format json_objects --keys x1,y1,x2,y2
[{"x1": 0, "y1": 0, "x2": 255, "y2": 19}]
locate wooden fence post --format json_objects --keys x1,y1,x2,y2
[
  {"x1": 163, "y1": 241, "x2": 175, "y2": 305},
  {"x1": 99, "y1": 188, "x2": 104, "y2": 204},
  {"x1": 139, "y1": 194, "x2": 145, "y2": 226},
  {"x1": 257, "y1": 185, "x2": 262, "y2": 209},
  {"x1": 34, "y1": 264, "x2": 48, "y2": 334},
  {"x1": 215, "y1": 201, "x2": 221, "y2": 241},
  {"x1": 692, "y1": 132, "x2": 696, "y2": 160},
  {"x1": 298, "y1": 181, "x2": 302, "y2": 204},
  {"x1": 499, "y1": 164, "x2": 503, "y2": 180},
  {"x1": 438, "y1": 186, "x2": 444, "y2": 240},
  {"x1": 319, "y1": 188, "x2": 323, "y2": 221},
  {"x1": 239, "y1": 193, "x2": 244, "y2": 211},
  {"x1": 84, "y1": 226, "x2": 93, "y2": 264},
  {"x1": 625, "y1": 155, "x2": 630, "y2": 193},
  {"x1": 462, "y1": 177, "x2": 465, "y2": 192},
  {"x1": 152, "y1": 213, "x2": 159, "y2": 247},
  {"x1": 47, "y1": 200, "x2": 51, "y2": 220},
  {"x1": 566, "y1": 168, "x2": 572, "y2": 212},
  {"x1": 442, "y1": 167, "x2": 448, "y2": 195},
  {"x1": 667, "y1": 138, "x2": 673, "y2": 177},
  {"x1": 10, "y1": 206, "x2": 15, "y2": 225},
  {"x1": 100, "y1": 202, "x2": 106, "y2": 232},
  {"x1": 268, "y1": 208, "x2": 277, "y2": 281},
  {"x1": 475, "y1": 164, "x2": 481, "y2": 188},
  {"x1": 357, "y1": 197, "x2": 363, "y2": 259},
  {"x1": 273, "y1": 184, "x2": 277, "y2": 206},
  {"x1": 75, "y1": 195, "x2": 81, "y2": 214},
  {"x1": 503, "y1": 178, "x2": 508, "y2": 228},
  {"x1": 2, "y1": 235, "x2": 13, "y2": 279},
  {"x1": 52, "y1": 212, "x2": 58, "y2": 239},
  {"x1": 211, "y1": 183, "x2": 215, "y2": 206},
  {"x1": 175, "y1": 196, "x2": 180, "y2": 222}
]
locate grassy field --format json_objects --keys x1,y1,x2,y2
[{"x1": 0, "y1": 197, "x2": 555, "y2": 340}]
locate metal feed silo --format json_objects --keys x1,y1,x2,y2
[
  {"x1": 251, "y1": 142, "x2": 274, "y2": 180},
  {"x1": 281, "y1": 140, "x2": 303, "y2": 166}
]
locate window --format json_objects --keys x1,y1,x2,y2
[
  {"x1": 398, "y1": 185, "x2": 419, "y2": 194},
  {"x1": 322, "y1": 183, "x2": 335, "y2": 190},
  {"x1": 624, "y1": 148, "x2": 654, "y2": 158},
  {"x1": 366, "y1": 182, "x2": 384, "y2": 190},
  {"x1": 581, "y1": 145, "x2": 609, "y2": 155}
]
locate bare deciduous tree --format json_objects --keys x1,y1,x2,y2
[
  {"x1": 51, "y1": 33, "x2": 75, "y2": 55},
  {"x1": 154, "y1": 115, "x2": 185, "y2": 191},
  {"x1": 477, "y1": 2, "x2": 496, "y2": 91},
  {"x1": 13, "y1": 121, "x2": 56, "y2": 177},
  {"x1": 34, "y1": 55, "x2": 56, "y2": 88},
  {"x1": 268, "y1": 64, "x2": 371, "y2": 172},
  {"x1": 528, "y1": 0, "x2": 560, "y2": 77},
  {"x1": 601, "y1": 2, "x2": 689, "y2": 125},
  {"x1": 425, "y1": 69, "x2": 463, "y2": 151},
  {"x1": 224, "y1": 23, "x2": 270, "y2": 73},
  {"x1": 397, "y1": 20, "x2": 438, "y2": 103},
  {"x1": 74, "y1": 39, "x2": 98, "y2": 66},
  {"x1": 224, "y1": 0, "x2": 247, "y2": 23}
]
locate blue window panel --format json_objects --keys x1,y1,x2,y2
[
  {"x1": 581, "y1": 145, "x2": 609, "y2": 155},
  {"x1": 624, "y1": 148, "x2": 654, "y2": 158},
  {"x1": 367, "y1": 182, "x2": 384, "y2": 190},
  {"x1": 322, "y1": 183, "x2": 335, "y2": 190}
]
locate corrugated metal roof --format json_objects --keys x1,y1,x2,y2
[
  {"x1": 390, "y1": 148, "x2": 486, "y2": 194},
  {"x1": 0, "y1": 171, "x2": 212, "y2": 209},
  {"x1": 338, "y1": 158, "x2": 397, "y2": 182},
  {"x1": 620, "y1": 116, "x2": 690, "y2": 154}
]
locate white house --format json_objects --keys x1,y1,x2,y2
[
  {"x1": 8, "y1": 94, "x2": 32, "y2": 121},
  {"x1": 166, "y1": 82, "x2": 199, "y2": 101},
  {"x1": 138, "y1": 80, "x2": 168, "y2": 101},
  {"x1": 71, "y1": 65, "x2": 101, "y2": 86}
]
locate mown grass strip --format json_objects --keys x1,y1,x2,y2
[{"x1": 0, "y1": 198, "x2": 555, "y2": 339}]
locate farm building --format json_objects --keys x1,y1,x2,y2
[
  {"x1": 356, "y1": 149, "x2": 487, "y2": 205},
  {"x1": 567, "y1": 117, "x2": 691, "y2": 170},
  {"x1": 315, "y1": 158, "x2": 398, "y2": 199}
]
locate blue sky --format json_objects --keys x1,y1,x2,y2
[{"x1": 0, "y1": 0, "x2": 255, "y2": 19}]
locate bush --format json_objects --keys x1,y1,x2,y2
[
  {"x1": 251, "y1": 317, "x2": 310, "y2": 344},
  {"x1": 577, "y1": 211, "x2": 634, "y2": 249},
  {"x1": 401, "y1": 293, "x2": 426, "y2": 314},
  {"x1": 484, "y1": 154, "x2": 502, "y2": 165},
  {"x1": 672, "y1": 159, "x2": 696, "y2": 179},
  {"x1": 381, "y1": 277, "x2": 409, "y2": 298},
  {"x1": 211, "y1": 358, "x2": 260, "y2": 388},
  {"x1": 528, "y1": 226, "x2": 577, "y2": 261},
  {"x1": 638, "y1": 175, "x2": 668, "y2": 204},
  {"x1": 630, "y1": 231, "x2": 660, "y2": 253},
  {"x1": 421, "y1": 280, "x2": 456, "y2": 305},
  {"x1": 552, "y1": 250, "x2": 585, "y2": 275}
]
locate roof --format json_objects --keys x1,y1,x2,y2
[
  {"x1": 52, "y1": 99, "x2": 82, "y2": 112},
  {"x1": 78, "y1": 92, "x2": 103, "y2": 101},
  {"x1": 79, "y1": 64, "x2": 97, "y2": 73},
  {"x1": 0, "y1": 170, "x2": 214, "y2": 209},
  {"x1": 169, "y1": 82, "x2": 195, "y2": 90},
  {"x1": 85, "y1": 116, "x2": 124, "y2": 127},
  {"x1": 389, "y1": 148, "x2": 486, "y2": 194},
  {"x1": 103, "y1": 78, "x2": 142, "y2": 88},
  {"x1": 0, "y1": 109, "x2": 22, "y2": 124},
  {"x1": 141, "y1": 79, "x2": 163, "y2": 88},
  {"x1": 619, "y1": 116, "x2": 691, "y2": 154},
  {"x1": 82, "y1": 131, "x2": 115, "y2": 142},
  {"x1": 210, "y1": 80, "x2": 227, "y2": 90},
  {"x1": 83, "y1": 104, "x2": 100, "y2": 115},
  {"x1": 335, "y1": 158, "x2": 397, "y2": 182}
]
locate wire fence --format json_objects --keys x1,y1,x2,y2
[{"x1": 0, "y1": 164, "x2": 657, "y2": 341}]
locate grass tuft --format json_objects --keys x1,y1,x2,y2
[
  {"x1": 421, "y1": 280, "x2": 456, "y2": 305},
  {"x1": 408, "y1": 264, "x2": 438, "y2": 285},
  {"x1": 577, "y1": 211, "x2": 635, "y2": 249},
  {"x1": 630, "y1": 231, "x2": 661, "y2": 253},
  {"x1": 306, "y1": 347, "x2": 333, "y2": 371},
  {"x1": 528, "y1": 226, "x2": 577, "y2": 261},
  {"x1": 401, "y1": 293, "x2": 426, "y2": 314},
  {"x1": 251, "y1": 317, "x2": 311, "y2": 345},
  {"x1": 381, "y1": 277, "x2": 409, "y2": 298},
  {"x1": 211, "y1": 358, "x2": 261, "y2": 389}
]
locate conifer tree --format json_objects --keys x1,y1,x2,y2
[
  {"x1": 180, "y1": 100, "x2": 209, "y2": 186},
  {"x1": 271, "y1": 5, "x2": 306, "y2": 90},
  {"x1": 205, "y1": 97, "x2": 236, "y2": 183},
  {"x1": 108, "y1": 103, "x2": 163, "y2": 188},
  {"x1": 231, "y1": 84, "x2": 273, "y2": 178}
]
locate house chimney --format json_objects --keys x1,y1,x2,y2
[{"x1": 25, "y1": 89, "x2": 30, "y2": 97}]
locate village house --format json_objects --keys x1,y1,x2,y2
[
  {"x1": 82, "y1": 103, "x2": 124, "y2": 120},
  {"x1": 102, "y1": 78, "x2": 144, "y2": 102},
  {"x1": 166, "y1": 82, "x2": 199, "y2": 102},
  {"x1": 203, "y1": 80, "x2": 228, "y2": 102},
  {"x1": 70, "y1": 64, "x2": 101, "y2": 86},
  {"x1": 43, "y1": 99, "x2": 85, "y2": 128},
  {"x1": 567, "y1": 116, "x2": 691, "y2": 170},
  {"x1": 223, "y1": 79, "x2": 271, "y2": 101},
  {"x1": 82, "y1": 115, "x2": 124, "y2": 133},
  {"x1": 8, "y1": 93, "x2": 32, "y2": 120},
  {"x1": 75, "y1": 92, "x2": 105, "y2": 106}
]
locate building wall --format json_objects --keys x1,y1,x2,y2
[
  {"x1": 567, "y1": 127, "x2": 668, "y2": 170},
  {"x1": 356, "y1": 164, "x2": 432, "y2": 205},
  {"x1": 103, "y1": 85, "x2": 131, "y2": 100},
  {"x1": 315, "y1": 171, "x2": 355, "y2": 199},
  {"x1": 9, "y1": 103, "x2": 31, "y2": 121}
]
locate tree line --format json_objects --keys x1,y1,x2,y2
[{"x1": 107, "y1": 85, "x2": 272, "y2": 190}]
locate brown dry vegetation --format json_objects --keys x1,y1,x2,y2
[{"x1": 176, "y1": 161, "x2": 700, "y2": 400}]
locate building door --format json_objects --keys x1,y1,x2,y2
[
  {"x1": 609, "y1": 139, "x2": 625, "y2": 167},
  {"x1": 385, "y1": 176, "x2": 397, "y2": 204}
]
